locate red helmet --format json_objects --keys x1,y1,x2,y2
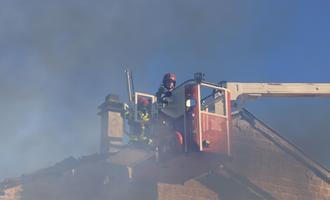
[
  {"x1": 163, "y1": 73, "x2": 176, "y2": 89},
  {"x1": 138, "y1": 96, "x2": 149, "y2": 106}
]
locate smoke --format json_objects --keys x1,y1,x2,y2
[
  {"x1": 247, "y1": 98, "x2": 330, "y2": 168},
  {"x1": 1, "y1": 0, "x2": 330, "y2": 180}
]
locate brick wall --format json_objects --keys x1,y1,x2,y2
[
  {"x1": 228, "y1": 115, "x2": 330, "y2": 200},
  {"x1": 1, "y1": 111, "x2": 329, "y2": 200},
  {"x1": 0, "y1": 186, "x2": 21, "y2": 200},
  {"x1": 158, "y1": 180, "x2": 219, "y2": 200}
]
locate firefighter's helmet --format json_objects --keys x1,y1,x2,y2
[
  {"x1": 163, "y1": 73, "x2": 176, "y2": 90},
  {"x1": 138, "y1": 96, "x2": 149, "y2": 106}
]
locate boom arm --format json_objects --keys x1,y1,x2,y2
[{"x1": 220, "y1": 82, "x2": 330, "y2": 109}]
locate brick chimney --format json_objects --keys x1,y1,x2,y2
[{"x1": 98, "y1": 94, "x2": 125, "y2": 154}]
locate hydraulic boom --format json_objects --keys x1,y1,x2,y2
[{"x1": 220, "y1": 82, "x2": 330, "y2": 109}]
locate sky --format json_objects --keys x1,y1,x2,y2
[{"x1": 0, "y1": 0, "x2": 330, "y2": 180}]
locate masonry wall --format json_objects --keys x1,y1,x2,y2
[
  {"x1": 100, "y1": 110, "x2": 124, "y2": 153},
  {"x1": 158, "y1": 180, "x2": 219, "y2": 200},
  {"x1": 1, "y1": 112, "x2": 329, "y2": 200},
  {"x1": 229, "y1": 115, "x2": 330, "y2": 200},
  {"x1": 0, "y1": 186, "x2": 21, "y2": 200}
]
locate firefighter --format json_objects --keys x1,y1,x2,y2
[
  {"x1": 134, "y1": 96, "x2": 153, "y2": 145},
  {"x1": 122, "y1": 97, "x2": 153, "y2": 146},
  {"x1": 137, "y1": 96, "x2": 150, "y2": 121},
  {"x1": 155, "y1": 73, "x2": 185, "y2": 155},
  {"x1": 156, "y1": 73, "x2": 177, "y2": 107}
]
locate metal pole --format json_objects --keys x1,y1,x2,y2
[{"x1": 125, "y1": 68, "x2": 135, "y2": 103}]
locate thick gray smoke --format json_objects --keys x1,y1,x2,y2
[
  {"x1": 0, "y1": 0, "x2": 329, "y2": 180},
  {"x1": 247, "y1": 98, "x2": 330, "y2": 168}
]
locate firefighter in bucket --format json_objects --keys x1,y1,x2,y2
[
  {"x1": 134, "y1": 96, "x2": 153, "y2": 146},
  {"x1": 156, "y1": 73, "x2": 177, "y2": 107},
  {"x1": 155, "y1": 73, "x2": 184, "y2": 156},
  {"x1": 122, "y1": 95, "x2": 154, "y2": 147}
]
